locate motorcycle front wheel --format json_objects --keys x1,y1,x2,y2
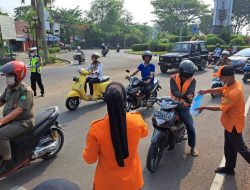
[
  {"x1": 146, "y1": 142, "x2": 164, "y2": 172},
  {"x1": 66, "y1": 97, "x2": 80, "y2": 111}
]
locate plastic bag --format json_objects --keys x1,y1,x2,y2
[{"x1": 190, "y1": 94, "x2": 204, "y2": 116}]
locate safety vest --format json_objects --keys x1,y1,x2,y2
[
  {"x1": 170, "y1": 74, "x2": 194, "y2": 104},
  {"x1": 30, "y1": 56, "x2": 42, "y2": 73}
]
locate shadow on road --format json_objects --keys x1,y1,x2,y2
[
  {"x1": 142, "y1": 142, "x2": 194, "y2": 190},
  {"x1": 59, "y1": 101, "x2": 106, "y2": 125},
  {"x1": 222, "y1": 176, "x2": 238, "y2": 190},
  {"x1": 0, "y1": 159, "x2": 55, "y2": 189}
]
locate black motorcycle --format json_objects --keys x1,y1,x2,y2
[
  {"x1": 146, "y1": 97, "x2": 187, "y2": 172},
  {"x1": 0, "y1": 106, "x2": 64, "y2": 177},
  {"x1": 125, "y1": 70, "x2": 161, "y2": 112},
  {"x1": 73, "y1": 52, "x2": 85, "y2": 65},
  {"x1": 102, "y1": 48, "x2": 109, "y2": 57}
]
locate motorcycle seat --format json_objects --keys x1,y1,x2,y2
[
  {"x1": 34, "y1": 107, "x2": 57, "y2": 128},
  {"x1": 99, "y1": 76, "x2": 110, "y2": 83}
]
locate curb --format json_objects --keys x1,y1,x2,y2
[{"x1": 55, "y1": 55, "x2": 73, "y2": 65}]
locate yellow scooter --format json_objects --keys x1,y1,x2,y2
[{"x1": 65, "y1": 68, "x2": 111, "y2": 111}]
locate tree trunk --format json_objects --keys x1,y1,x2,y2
[{"x1": 37, "y1": 0, "x2": 49, "y2": 64}]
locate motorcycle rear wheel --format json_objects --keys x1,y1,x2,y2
[{"x1": 41, "y1": 128, "x2": 64, "y2": 160}]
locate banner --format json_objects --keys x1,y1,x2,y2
[{"x1": 0, "y1": 16, "x2": 17, "y2": 40}]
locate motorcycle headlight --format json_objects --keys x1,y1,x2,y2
[
  {"x1": 132, "y1": 80, "x2": 140, "y2": 86},
  {"x1": 159, "y1": 57, "x2": 164, "y2": 61},
  {"x1": 176, "y1": 58, "x2": 181, "y2": 62}
]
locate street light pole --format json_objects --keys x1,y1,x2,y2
[{"x1": 178, "y1": 15, "x2": 185, "y2": 42}]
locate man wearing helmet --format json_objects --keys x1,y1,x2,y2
[
  {"x1": 170, "y1": 60, "x2": 198, "y2": 157},
  {"x1": 216, "y1": 50, "x2": 232, "y2": 66},
  {"x1": 0, "y1": 61, "x2": 34, "y2": 174},
  {"x1": 126, "y1": 51, "x2": 155, "y2": 101},
  {"x1": 85, "y1": 53, "x2": 103, "y2": 99}
]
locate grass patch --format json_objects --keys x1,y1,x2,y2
[{"x1": 126, "y1": 50, "x2": 167, "y2": 55}]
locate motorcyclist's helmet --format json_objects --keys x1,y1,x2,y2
[
  {"x1": 216, "y1": 43, "x2": 220, "y2": 47},
  {"x1": 0, "y1": 61, "x2": 27, "y2": 82},
  {"x1": 179, "y1": 60, "x2": 196, "y2": 78},
  {"x1": 142, "y1": 50, "x2": 152, "y2": 61},
  {"x1": 222, "y1": 50, "x2": 230, "y2": 56},
  {"x1": 91, "y1": 52, "x2": 100, "y2": 59},
  {"x1": 77, "y1": 46, "x2": 81, "y2": 50}
]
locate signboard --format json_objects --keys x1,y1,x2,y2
[
  {"x1": 191, "y1": 25, "x2": 199, "y2": 34},
  {"x1": 53, "y1": 23, "x2": 60, "y2": 35},
  {"x1": 0, "y1": 16, "x2": 16, "y2": 40}
]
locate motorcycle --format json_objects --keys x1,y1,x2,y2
[
  {"x1": 146, "y1": 97, "x2": 186, "y2": 172},
  {"x1": 102, "y1": 48, "x2": 109, "y2": 57},
  {"x1": 242, "y1": 60, "x2": 250, "y2": 83},
  {"x1": 65, "y1": 68, "x2": 111, "y2": 111},
  {"x1": 208, "y1": 52, "x2": 216, "y2": 67},
  {"x1": 73, "y1": 52, "x2": 85, "y2": 65},
  {"x1": 116, "y1": 47, "x2": 120, "y2": 53},
  {"x1": 211, "y1": 66, "x2": 224, "y2": 98},
  {"x1": 0, "y1": 106, "x2": 64, "y2": 177},
  {"x1": 125, "y1": 70, "x2": 161, "y2": 112}
]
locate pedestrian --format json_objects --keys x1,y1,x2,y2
[
  {"x1": 0, "y1": 61, "x2": 34, "y2": 174},
  {"x1": 170, "y1": 60, "x2": 199, "y2": 156},
  {"x1": 83, "y1": 82, "x2": 148, "y2": 190},
  {"x1": 197, "y1": 65, "x2": 250, "y2": 175},
  {"x1": 29, "y1": 47, "x2": 44, "y2": 97}
]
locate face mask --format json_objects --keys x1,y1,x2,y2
[{"x1": 6, "y1": 76, "x2": 16, "y2": 86}]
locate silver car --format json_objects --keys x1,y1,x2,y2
[{"x1": 229, "y1": 48, "x2": 250, "y2": 72}]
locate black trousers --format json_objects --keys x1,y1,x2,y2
[
  {"x1": 84, "y1": 77, "x2": 100, "y2": 95},
  {"x1": 30, "y1": 72, "x2": 44, "y2": 95},
  {"x1": 224, "y1": 128, "x2": 250, "y2": 169}
]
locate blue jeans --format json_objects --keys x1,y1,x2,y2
[{"x1": 177, "y1": 107, "x2": 196, "y2": 148}]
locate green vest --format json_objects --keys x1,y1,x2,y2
[{"x1": 30, "y1": 56, "x2": 42, "y2": 73}]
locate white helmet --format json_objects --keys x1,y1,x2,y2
[
  {"x1": 222, "y1": 50, "x2": 229, "y2": 56},
  {"x1": 77, "y1": 46, "x2": 81, "y2": 50}
]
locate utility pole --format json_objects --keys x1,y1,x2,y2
[{"x1": 37, "y1": 0, "x2": 49, "y2": 64}]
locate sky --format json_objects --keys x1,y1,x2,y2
[{"x1": 0, "y1": 0, "x2": 214, "y2": 24}]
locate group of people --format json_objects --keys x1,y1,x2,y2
[{"x1": 0, "y1": 48, "x2": 249, "y2": 189}]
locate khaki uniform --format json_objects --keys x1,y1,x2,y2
[
  {"x1": 217, "y1": 58, "x2": 232, "y2": 66},
  {"x1": 0, "y1": 82, "x2": 34, "y2": 159}
]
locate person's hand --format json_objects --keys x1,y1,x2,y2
[
  {"x1": 125, "y1": 75, "x2": 130, "y2": 79},
  {"x1": 0, "y1": 118, "x2": 3, "y2": 126},
  {"x1": 196, "y1": 107, "x2": 205, "y2": 113},
  {"x1": 143, "y1": 80, "x2": 150, "y2": 84},
  {"x1": 187, "y1": 94, "x2": 194, "y2": 100},
  {"x1": 198, "y1": 90, "x2": 208, "y2": 95}
]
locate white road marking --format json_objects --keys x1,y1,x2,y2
[{"x1": 210, "y1": 95, "x2": 250, "y2": 190}]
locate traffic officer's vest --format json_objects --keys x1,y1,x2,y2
[
  {"x1": 30, "y1": 56, "x2": 42, "y2": 73},
  {"x1": 170, "y1": 74, "x2": 194, "y2": 104}
]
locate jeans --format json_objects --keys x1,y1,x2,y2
[
  {"x1": 85, "y1": 77, "x2": 100, "y2": 95},
  {"x1": 224, "y1": 128, "x2": 250, "y2": 169},
  {"x1": 177, "y1": 107, "x2": 196, "y2": 147}
]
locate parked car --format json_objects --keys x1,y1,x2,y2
[
  {"x1": 158, "y1": 41, "x2": 209, "y2": 73},
  {"x1": 229, "y1": 48, "x2": 250, "y2": 72}
]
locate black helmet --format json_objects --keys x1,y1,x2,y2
[
  {"x1": 179, "y1": 60, "x2": 196, "y2": 78},
  {"x1": 142, "y1": 50, "x2": 152, "y2": 60}
]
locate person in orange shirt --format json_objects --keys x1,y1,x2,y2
[
  {"x1": 83, "y1": 82, "x2": 148, "y2": 190},
  {"x1": 197, "y1": 65, "x2": 250, "y2": 175}
]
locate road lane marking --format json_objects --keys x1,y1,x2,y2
[{"x1": 210, "y1": 95, "x2": 250, "y2": 190}]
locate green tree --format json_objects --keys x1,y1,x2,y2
[
  {"x1": 151, "y1": 0, "x2": 208, "y2": 34},
  {"x1": 14, "y1": 5, "x2": 32, "y2": 20},
  {"x1": 232, "y1": 0, "x2": 250, "y2": 34}
]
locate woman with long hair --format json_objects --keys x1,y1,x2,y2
[{"x1": 83, "y1": 82, "x2": 148, "y2": 190}]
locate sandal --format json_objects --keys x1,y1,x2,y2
[{"x1": 191, "y1": 148, "x2": 199, "y2": 157}]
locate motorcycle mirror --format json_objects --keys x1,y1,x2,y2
[{"x1": 125, "y1": 70, "x2": 130, "y2": 73}]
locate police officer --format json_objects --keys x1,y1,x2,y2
[
  {"x1": 216, "y1": 50, "x2": 231, "y2": 66},
  {"x1": 29, "y1": 47, "x2": 44, "y2": 97},
  {"x1": 170, "y1": 60, "x2": 199, "y2": 157},
  {"x1": 0, "y1": 61, "x2": 34, "y2": 174}
]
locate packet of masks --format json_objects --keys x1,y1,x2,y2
[{"x1": 190, "y1": 94, "x2": 204, "y2": 116}]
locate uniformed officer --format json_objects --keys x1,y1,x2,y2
[
  {"x1": 29, "y1": 47, "x2": 44, "y2": 97},
  {"x1": 0, "y1": 61, "x2": 34, "y2": 174},
  {"x1": 216, "y1": 50, "x2": 232, "y2": 66}
]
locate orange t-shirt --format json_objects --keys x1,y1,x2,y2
[
  {"x1": 220, "y1": 81, "x2": 245, "y2": 133},
  {"x1": 83, "y1": 112, "x2": 148, "y2": 190}
]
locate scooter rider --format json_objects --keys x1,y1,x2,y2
[
  {"x1": 76, "y1": 46, "x2": 84, "y2": 54},
  {"x1": 170, "y1": 60, "x2": 199, "y2": 157},
  {"x1": 217, "y1": 50, "x2": 231, "y2": 66},
  {"x1": 126, "y1": 51, "x2": 155, "y2": 101},
  {"x1": 85, "y1": 53, "x2": 103, "y2": 99},
  {"x1": 0, "y1": 61, "x2": 34, "y2": 174}
]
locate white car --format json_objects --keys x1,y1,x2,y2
[{"x1": 229, "y1": 48, "x2": 250, "y2": 72}]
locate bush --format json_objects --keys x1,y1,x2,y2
[
  {"x1": 48, "y1": 47, "x2": 60, "y2": 54},
  {"x1": 207, "y1": 45, "x2": 250, "y2": 52},
  {"x1": 48, "y1": 55, "x2": 56, "y2": 63},
  {"x1": 132, "y1": 43, "x2": 149, "y2": 51},
  {"x1": 167, "y1": 35, "x2": 193, "y2": 43},
  {"x1": 206, "y1": 34, "x2": 217, "y2": 39},
  {"x1": 206, "y1": 37, "x2": 226, "y2": 45},
  {"x1": 229, "y1": 37, "x2": 245, "y2": 45}
]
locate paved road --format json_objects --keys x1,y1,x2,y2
[{"x1": 0, "y1": 50, "x2": 249, "y2": 190}]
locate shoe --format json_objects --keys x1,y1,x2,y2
[
  {"x1": 41, "y1": 94, "x2": 44, "y2": 97},
  {"x1": 191, "y1": 148, "x2": 199, "y2": 157},
  {"x1": 34, "y1": 92, "x2": 37, "y2": 96},
  {"x1": 215, "y1": 167, "x2": 235, "y2": 175},
  {"x1": 0, "y1": 159, "x2": 16, "y2": 175}
]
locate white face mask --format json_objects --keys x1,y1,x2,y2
[{"x1": 6, "y1": 76, "x2": 16, "y2": 86}]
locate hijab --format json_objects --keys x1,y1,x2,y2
[{"x1": 105, "y1": 82, "x2": 129, "y2": 167}]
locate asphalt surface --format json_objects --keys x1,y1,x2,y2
[{"x1": 0, "y1": 50, "x2": 249, "y2": 190}]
